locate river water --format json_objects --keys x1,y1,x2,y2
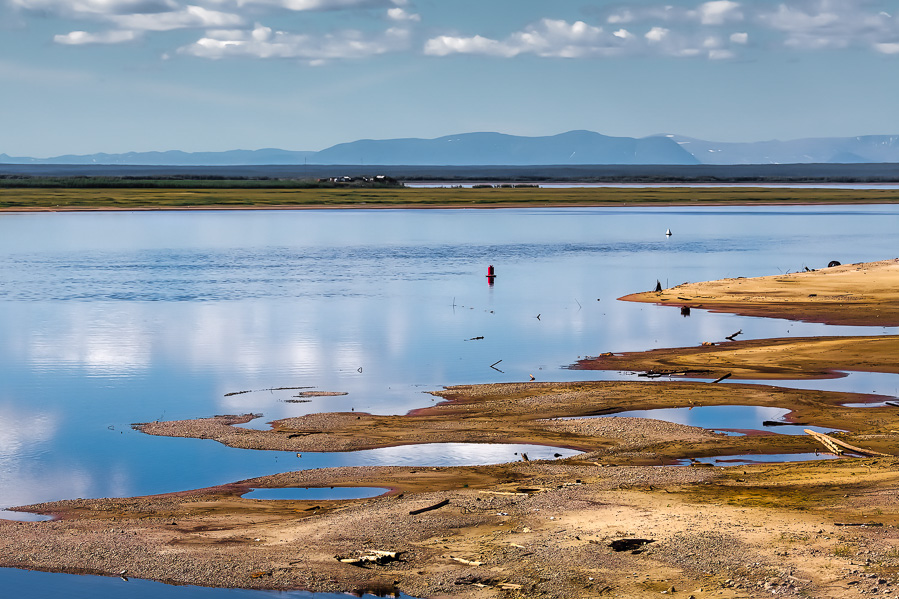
[{"x1": 1, "y1": 205, "x2": 897, "y2": 595}]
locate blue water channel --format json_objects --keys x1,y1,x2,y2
[{"x1": 1, "y1": 205, "x2": 898, "y2": 595}]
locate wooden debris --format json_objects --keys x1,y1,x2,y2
[
  {"x1": 409, "y1": 498, "x2": 450, "y2": 515},
  {"x1": 804, "y1": 429, "x2": 892, "y2": 457},
  {"x1": 451, "y1": 556, "x2": 485, "y2": 566},
  {"x1": 520, "y1": 452, "x2": 529, "y2": 462},
  {"x1": 710, "y1": 373, "x2": 732, "y2": 384},
  {"x1": 725, "y1": 329, "x2": 743, "y2": 340},
  {"x1": 336, "y1": 550, "x2": 401, "y2": 567}
]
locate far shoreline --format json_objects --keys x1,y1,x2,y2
[{"x1": 4, "y1": 185, "x2": 899, "y2": 211}]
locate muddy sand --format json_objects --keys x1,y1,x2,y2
[{"x1": 3, "y1": 260, "x2": 899, "y2": 598}]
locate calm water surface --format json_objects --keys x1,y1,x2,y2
[{"x1": 1, "y1": 206, "x2": 897, "y2": 594}]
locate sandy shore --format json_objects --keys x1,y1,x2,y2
[
  {"x1": 572, "y1": 335, "x2": 899, "y2": 379},
  {"x1": 620, "y1": 258, "x2": 899, "y2": 326},
  {"x1": 4, "y1": 260, "x2": 899, "y2": 598},
  {"x1": 5, "y1": 380, "x2": 899, "y2": 598}
]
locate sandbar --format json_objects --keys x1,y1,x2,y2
[
  {"x1": 620, "y1": 258, "x2": 899, "y2": 326},
  {"x1": 573, "y1": 335, "x2": 899, "y2": 380}
]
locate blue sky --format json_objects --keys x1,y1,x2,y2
[{"x1": 2, "y1": 0, "x2": 898, "y2": 156}]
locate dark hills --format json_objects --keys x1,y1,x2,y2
[{"x1": 3, "y1": 130, "x2": 899, "y2": 167}]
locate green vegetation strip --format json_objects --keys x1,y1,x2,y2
[{"x1": 3, "y1": 186, "x2": 899, "y2": 210}]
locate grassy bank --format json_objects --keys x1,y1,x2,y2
[{"x1": 3, "y1": 185, "x2": 899, "y2": 210}]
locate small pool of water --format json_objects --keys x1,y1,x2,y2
[
  {"x1": 594, "y1": 406, "x2": 842, "y2": 436},
  {"x1": 243, "y1": 487, "x2": 388, "y2": 501},
  {"x1": 0, "y1": 510, "x2": 53, "y2": 522},
  {"x1": 686, "y1": 452, "x2": 842, "y2": 465}
]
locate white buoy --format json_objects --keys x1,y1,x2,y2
[{"x1": 665, "y1": 228, "x2": 672, "y2": 236}]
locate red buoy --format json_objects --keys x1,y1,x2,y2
[{"x1": 486, "y1": 265, "x2": 496, "y2": 278}]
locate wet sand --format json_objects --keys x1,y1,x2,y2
[{"x1": 4, "y1": 260, "x2": 899, "y2": 598}]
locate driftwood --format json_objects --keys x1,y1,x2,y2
[
  {"x1": 804, "y1": 429, "x2": 892, "y2": 457},
  {"x1": 710, "y1": 373, "x2": 732, "y2": 384},
  {"x1": 336, "y1": 550, "x2": 401, "y2": 567},
  {"x1": 638, "y1": 369, "x2": 711, "y2": 378},
  {"x1": 409, "y1": 498, "x2": 450, "y2": 515},
  {"x1": 886, "y1": 401, "x2": 899, "y2": 408},
  {"x1": 451, "y1": 556, "x2": 485, "y2": 566},
  {"x1": 725, "y1": 329, "x2": 743, "y2": 341}
]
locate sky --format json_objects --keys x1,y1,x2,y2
[{"x1": 2, "y1": 0, "x2": 899, "y2": 157}]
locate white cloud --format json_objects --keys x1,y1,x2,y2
[
  {"x1": 607, "y1": 2, "x2": 741, "y2": 26},
  {"x1": 607, "y1": 9, "x2": 634, "y2": 25},
  {"x1": 54, "y1": 29, "x2": 139, "y2": 44},
  {"x1": 698, "y1": 1, "x2": 742, "y2": 26},
  {"x1": 424, "y1": 16, "x2": 753, "y2": 61},
  {"x1": 645, "y1": 26, "x2": 669, "y2": 43},
  {"x1": 109, "y1": 5, "x2": 243, "y2": 31},
  {"x1": 425, "y1": 1, "x2": 899, "y2": 61},
  {"x1": 179, "y1": 23, "x2": 410, "y2": 61},
  {"x1": 425, "y1": 18, "x2": 638, "y2": 59},
  {"x1": 708, "y1": 48, "x2": 734, "y2": 59},
  {"x1": 12, "y1": 0, "x2": 178, "y2": 17},
  {"x1": 206, "y1": 0, "x2": 396, "y2": 11},
  {"x1": 758, "y1": 0, "x2": 899, "y2": 51},
  {"x1": 387, "y1": 7, "x2": 419, "y2": 22},
  {"x1": 424, "y1": 34, "x2": 517, "y2": 57}
]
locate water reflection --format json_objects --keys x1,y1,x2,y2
[
  {"x1": 593, "y1": 406, "x2": 842, "y2": 436},
  {"x1": 687, "y1": 453, "x2": 841, "y2": 465},
  {"x1": 1, "y1": 433, "x2": 579, "y2": 512}
]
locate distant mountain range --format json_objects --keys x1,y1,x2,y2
[{"x1": 3, "y1": 130, "x2": 899, "y2": 166}]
